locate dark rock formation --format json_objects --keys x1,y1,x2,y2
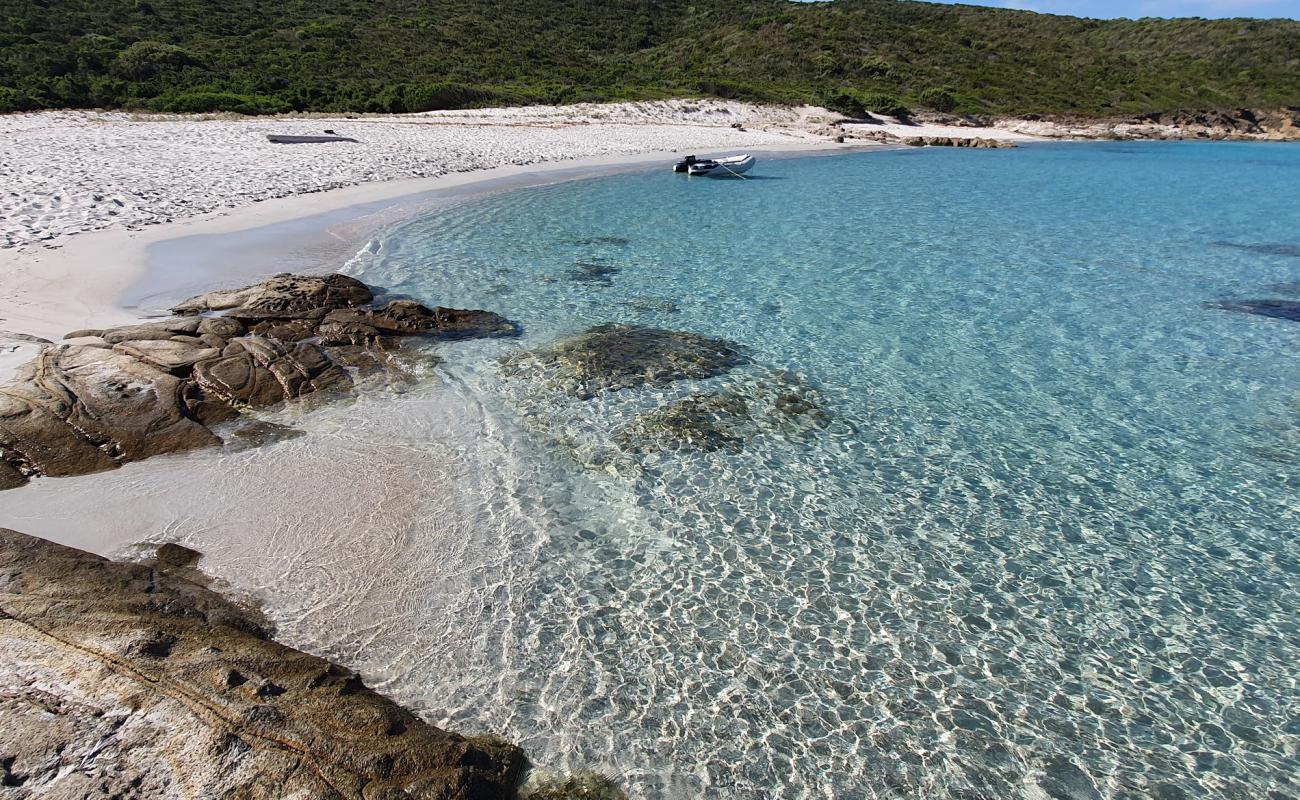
[
  {"x1": 617, "y1": 371, "x2": 832, "y2": 454},
  {"x1": 1211, "y1": 241, "x2": 1300, "y2": 258},
  {"x1": 901, "y1": 135, "x2": 1013, "y2": 148},
  {"x1": 171, "y1": 272, "x2": 374, "y2": 315},
  {"x1": 193, "y1": 336, "x2": 352, "y2": 408},
  {"x1": 0, "y1": 273, "x2": 516, "y2": 489},
  {"x1": 501, "y1": 324, "x2": 746, "y2": 398},
  {"x1": 562, "y1": 236, "x2": 630, "y2": 247},
  {"x1": 0, "y1": 528, "x2": 524, "y2": 798},
  {"x1": 619, "y1": 296, "x2": 679, "y2": 314},
  {"x1": 1129, "y1": 108, "x2": 1300, "y2": 140},
  {"x1": 619, "y1": 392, "x2": 751, "y2": 452},
  {"x1": 1206, "y1": 298, "x2": 1300, "y2": 322},
  {"x1": 565, "y1": 261, "x2": 621, "y2": 285}
]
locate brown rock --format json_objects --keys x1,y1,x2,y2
[
  {"x1": 502, "y1": 324, "x2": 746, "y2": 398},
  {"x1": 1, "y1": 274, "x2": 517, "y2": 489},
  {"x1": 194, "y1": 337, "x2": 351, "y2": 408},
  {"x1": 249, "y1": 317, "x2": 320, "y2": 341},
  {"x1": 0, "y1": 350, "x2": 121, "y2": 477},
  {"x1": 62, "y1": 328, "x2": 104, "y2": 340},
  {"x1": 0, "y1": 457, "x2": 28, "y2": 488},
  {"x1": 324, "y1": 301, "x2": 516, "y2": 338},
  {"x1": 317, "y1": 318, "x2": 381, "y2": 345},
  {"x1": 0, "y1": 528, "x2": 524, "y2": 799},
  {"x1": 173, "y1": 273, "x2": 373, "y2": 315},
  {"x1": 100, "y1": 317, "x2": 203, "y2": 344},
  {"x1": 113, "y1": 339, "x2": 221, "y2": 372},
  {"x1": 196, "y1": 316, "x2": 246, "y2": 338},
  {"x1": 52, "y1": 346, "x2": 220, "y2": 462}
]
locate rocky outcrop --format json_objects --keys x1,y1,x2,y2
[
  {"x1": 900, "y1": 135, "x2": 1011, "y2": 148},
  {"x1": 0, "y1": 527, "x2": 523, "y2": 798},
  {"x1": 829, "y1": 124, "x2": 1016, "y2": 148},
  {"x1": 170, "y1": 272, "x2": 374, "y2": 315},
  {"x1": 994, "y1": 107, "x2": 1300, "y2": 142},
  {"x1": 0, "y1": 273, "x2": 516, "y2": 489},
  {"x1": 500, "y1": 324, "x2": 746, "y2": 399}
]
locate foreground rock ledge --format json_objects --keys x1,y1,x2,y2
[
  {"x1": 0, "y1": 528, "x2": 523, "y2": 798},
  {"x1": 0, "y1": 273, "x2": 516, "y2": 489}
]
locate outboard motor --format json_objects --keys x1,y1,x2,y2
[{"x1": 672, "y1": 154, "x2": 699, "y2": 173}]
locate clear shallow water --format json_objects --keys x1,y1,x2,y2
[{"x1": 348, "y1": 143, "x2": 1300, "y2": 799}]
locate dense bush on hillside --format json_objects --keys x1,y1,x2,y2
[{"x1": 1, "y1": 0, "x2": 1297, "y2": 117}]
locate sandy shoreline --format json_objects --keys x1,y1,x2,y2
[
  {"x1": 1, "y1": 101, "x2": 907, "y2": 379},
  {"x1": 0, "y1": 99, "x2": 1045, "y2": 330}
]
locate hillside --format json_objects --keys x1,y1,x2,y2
[{"x1": 1, "y1": 0, "x2": 1298, "y2": 117}]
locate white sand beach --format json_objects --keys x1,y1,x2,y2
[
  {"x1": 0, "y1": 100, "x2": 1042, "y2": 340},
  {"x1": 1, "y1": 102, "x2": 837, "y2": 352},
  {"x1": 0, "y1": 97, "x2": 1048, "y2": 723}
]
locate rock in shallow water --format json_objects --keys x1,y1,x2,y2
[
  {"x1": 1206, "y1": 298, "x2": 1300, "y2": 322},
  {"x1": 501, "y1": 323, "x2": 746, "y2": 398},
  {"x1": 0, "y1": 273, "x2": 516, "y2": 489},
  {"x1": 0, "y1": 528, "x2": 524, "y2": 798},
  {"x1": 617, "y1": 371, "x2": 832, "y2": 454}
]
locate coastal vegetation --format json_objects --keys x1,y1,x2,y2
[{"x1": 1, "y1": 0, "x2": 1298, "y2": 117}]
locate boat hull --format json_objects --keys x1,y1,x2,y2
[{"x1": 687, "y1": 154, "x2": 755, "y2": 177}]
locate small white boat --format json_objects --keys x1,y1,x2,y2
[
  {"x1": 686, "y1": 154, "x2": 755, "y2": 177},
  {"x1": 672, "y1": 154, "x2": 703, "y2": 172}
]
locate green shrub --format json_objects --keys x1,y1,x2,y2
[
  {"x1": 0, "y1": 86, "x2": 39, "y2": 113},
  {"x1": 918, "y1": 87, "x2": 957, "y2": 112},
  {"x1": 820, "y1": 90, "x2": 866, "y2": 118},
  {"x1": 112, "y1": 40, "x2": 201, "y2": 80},
  {"x1": 156, "y1": 91, "x2": 288, "y2": 115},
  {"x1": 403, "y1": 83, "x2": 499, "y2": 112},
  {"x1": 859, "y1": 92, "x2": 910, "y2": 119}
]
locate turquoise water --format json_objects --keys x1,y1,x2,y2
[{"x1": 352, "y1": 143, "x2": 1300, "y2": 799}]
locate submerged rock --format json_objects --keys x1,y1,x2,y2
[
  {"x1": 0, "y1": 273, "x2": 515, "y2": 489},
  {"x1": 1206, "y1": 298, "x2": 1300, "y2": 322},
  {"x1": 565, "y1": 261, "x2": 621, "y2": 285},
  {"x1": 221, "y1": 419, "x2": 307, "y2": 452},
  {"x1": 620, "y1": 296, "x2": 680, "y2": 314},
  {"x1": 617, "y1": 371, "x2": 832, "y2": 454},
  {"x1": 620, "y1": 392, "x2": 751, "y2": 452},
  {"x1": 522, "y1": 770, "x2": 629, "y2": 800},
  {"x1": 0, "y1": 528, "x2": 524, "y2": 798},
  {"x1": 502, "y1": 324, "x2": 746, "y2": 398},
  {"x1": 562, "y1": 235, "x2": 631, "y2": 247},
  {"x1": 1211, "y1": 241, "x2": 1300, "y2": 258}
]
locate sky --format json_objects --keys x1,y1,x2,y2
[{"x1": 917, "y1": 0, "x2": 1300, "y2": 18}]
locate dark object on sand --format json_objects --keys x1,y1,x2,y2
[{"x1": 266, "y1": 133, "x2": 359, "y2": 144}]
